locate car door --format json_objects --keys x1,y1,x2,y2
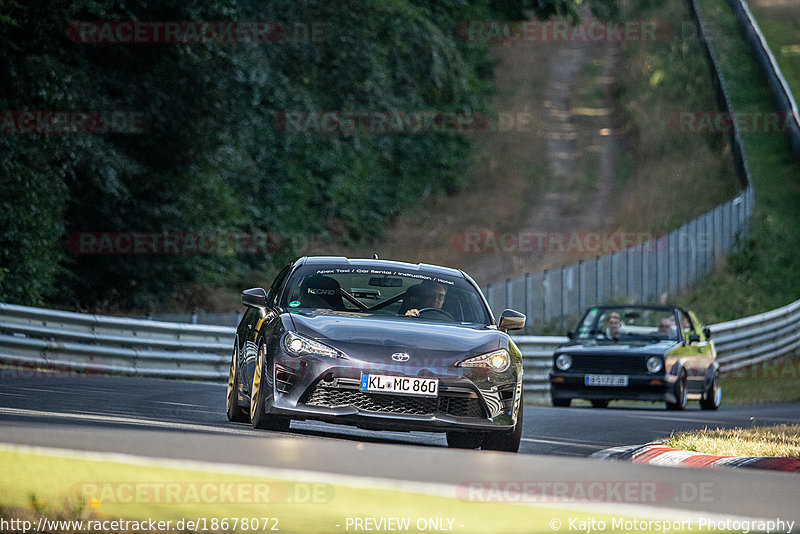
[
  {"x1": 242, "y1": 265, "x2": 292, "y2": 396},
  {"x1": 677, "y1": 309, "x2": 713, "y2": 393}
]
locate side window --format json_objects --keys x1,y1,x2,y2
[{"x1": 266, "y1": 265, "x2": 291, "y2": 307}]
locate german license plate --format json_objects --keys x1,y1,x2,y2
[
  {"x1": 585, "y1": 374, "x2": 628, "y2": 387},
  {"x1": 360, "y1": 373, "x2": 438, "y2": 397}
]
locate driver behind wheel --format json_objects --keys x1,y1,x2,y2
[{"x1": 403, "y1": 281, "x2": 447, "y2": 317}]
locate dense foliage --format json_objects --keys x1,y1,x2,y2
[{"x1": 0, "y1": 0, "x2": 615, "y2": 310}]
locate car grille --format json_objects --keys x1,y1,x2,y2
[
  {"x1": 304, "y1": 385, "x2": 485, "y2": 418},
  {"x1": 568, "y1": 355, "x2": 648, "y2": 373}
]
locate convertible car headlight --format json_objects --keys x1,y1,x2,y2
[
  {"x1": 555, "y1": 354, "x2": 573, "y2": 371},
  {"x1": 282, "y1": 331, "x2": 348, "y2": 359},
  {"x1": 646, "y1": 356, "x2": 663, "y2": 373},
  {"x1": 455, "y1": 349, "x2": 510, "y2": 373}
]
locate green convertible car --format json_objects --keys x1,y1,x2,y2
[{"x1": 549, "y1": 305, "x2": 721, "y2": 410}]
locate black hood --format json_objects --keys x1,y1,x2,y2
[
  {"x1": 286, "y1": 309, "x2": 501, "y2": 364},
  {"x1": 558, "y1": 338, "x2": 680, "y2": 356}
]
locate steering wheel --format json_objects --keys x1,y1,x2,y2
[{"x1": 416, "y1": 307, "x2": 454, "y2": 321}]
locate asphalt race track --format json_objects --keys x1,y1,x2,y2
[{"x1": 1, "y1": 373, "x2": 799, "y2": 523}]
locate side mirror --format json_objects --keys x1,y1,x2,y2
[
  {"x1": 498, "y1": 309, "x2": 526, "y2": 331},
  {"x1": 242, "y1": 287, "x2": 268, "y2": 309},
  {"x1": 567, "y1": 331, "x2": 576, "y2": 340},
  {"x1": 688, "y1": 333, "x2": 701, "y2": 344},
  {"x1": 703, "y1": 326, "x2": 711, "y2": 340}
]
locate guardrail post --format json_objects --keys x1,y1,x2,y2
[{"x1": 542, "y1": 270, "x2": 550, "y2": 323}]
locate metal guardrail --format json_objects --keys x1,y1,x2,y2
[
  {"x1": 727, "y1": 0, "x2": 800, "y2": 163},
  {"x1": 483, "y1": 0, "x2": 757, "y2": 332},
  {"x1": 2, "y1": 299, "x2": 798, "y2": 404},
  {"x1": 0, "y1": 302, "x2": 233, "y2": 381}
]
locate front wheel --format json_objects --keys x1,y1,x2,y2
[
  {"x1": 551, "y1": 393, "x2": 571, "y2": 407},
  {"x1": 482, "y1": 395, "x2": 523, "y2": 452},
  {"x1": 666, "y1": 371, "x2": 687, "y2": 411},
  {"x1": 250, "y1": 340, "x2": 290, "y2": 431},
  {"x1": 226, "y1": 345, "x2": 249, "y2": 423},
  {"x1": 700, "y1": 370, "x2": 722, "y2": 410},
  {"x1": 590, "y1": 400, "x2": 609, "y2": 408}
]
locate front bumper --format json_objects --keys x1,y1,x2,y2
[
  {"x1": 549, "y1": 372, "x2": 679, "y2": 404},
  {"x1": 257, "y1": 351, "x2": 522, "y2": 433}
]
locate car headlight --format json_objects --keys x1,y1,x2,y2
[
  {"x1": 555, "y1": 354, "x2": 573, "y2": 371},
  {"x1": 455, "y1": 349, "x2": 510, "y2": 373},
  {"x1": 282, "y1": 331, "x2": 348, "y2": 359},
  {"x1": 646, "y1": 356, "x2": 663, "y2": 373}
]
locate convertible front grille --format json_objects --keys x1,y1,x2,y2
[
  {"x1": 568, "y1": 355, "x2": 648, "y2": 373},
  {"x1": 304, "y1": 385, "x2": 485, "y2": 418}
]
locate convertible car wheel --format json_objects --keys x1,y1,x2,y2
[
  {"x1": 700, "y1": 370, "x2": 722, "y2": 410},
  {"x1": 250, "y1": 341, "x2": 290, "y2": 431},
  {"x1": 666, "y1": 371, "x2": 688, "y2": 411},
  {"x1": 590, "y1": 400, "x2": 609, "y2": 408},
  {"x1": 551, "y1": 396, "x2": 571, "y2": 407},
  {"x1": 482, "y1": 397, "x2": 523, "y2": 452},
  {"x1": 226, "y1": 345, "x2": 249, "y2": 423},
  {"x1": 446, "y1": 432, "x2": 482, "y2": 449}
]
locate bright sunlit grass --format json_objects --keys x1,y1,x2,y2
[{"x1": 665, "y1": 424, "x2": 800, "y2": 457}]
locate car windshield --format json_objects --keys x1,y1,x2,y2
[
  {"x1": 574, "y1": 307, "x2": 680, "y2": 342},
  {"x1": 280, "y1": 264, "x2": 491, "y2": 325}
]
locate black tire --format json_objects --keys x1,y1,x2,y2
[
  {"x1": 590, "y1": 399, "x2": 609, "y2": 408},
  {"x1": 250, "y1": 340, "x2": 290, "y2": 431},
  {"x1": 226, "y1": 344, "x2": 250, "y2": 423},
  {"x1": 482, "y1": 395, "x2": 523, "y2": 452},
  {"x1": 666, "y1": 371, "x2": 688, "y2": 411},
  {"x1": 446, "y1": 432, "x2": 482, "y2": 449},
  {"x1": 700, "y1": 370, "x2": 722, "y2": 410},
  {"x1": 551, "y1": 395, "x2": 571, "y2": 407}
]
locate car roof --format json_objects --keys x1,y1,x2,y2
[{"x1": 296, "y1": 256, "x2": 467, "y2": 279}]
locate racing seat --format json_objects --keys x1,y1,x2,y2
[
  {"x1": 397, "y1": 284, "x2": 424, "y2": 315},
  {"x1": 298, "y1": 275, "x2": 346, "y2": 310},
  {"x1": 441, "y1": 295, "x2": 463, "y2": 322}
]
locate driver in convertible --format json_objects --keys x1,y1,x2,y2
[
  {"x1": 604, "y1": 312, "x2": 622, "y2": 340},
  {"x1": 404, "y1": 281, "x2": 447, "y2": 317}
]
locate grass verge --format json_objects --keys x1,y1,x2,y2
[
  {"x1": 747, "y1": 0, "x2": 800, "y2": 100},
  {"x1": 0, "y1": 446, "x2": 694, "y2": 534},
  {"x1": 720, "y1": 355, "x2": 800, "y2": 405},
  {"x1": 677, "y1": 0, "x2": 800, "y2": 324},
  {"x1": 664, "y1": 424, "x2": 800, "y2": 457}
]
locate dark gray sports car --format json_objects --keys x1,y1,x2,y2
[{"x1": 226, "y1": 256, "x2": 526, "y2": 452}]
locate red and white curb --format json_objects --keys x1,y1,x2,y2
[{"x1": 592, "y1": 441, "x2": 800, "y2": 472}]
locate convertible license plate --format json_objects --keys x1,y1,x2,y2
[
  {"x1": 585, "y1": 374, "x2": 628, "y2": 387},
  {"x1": 360, "y1": 374, "x2": 438, "y2": 397}
]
